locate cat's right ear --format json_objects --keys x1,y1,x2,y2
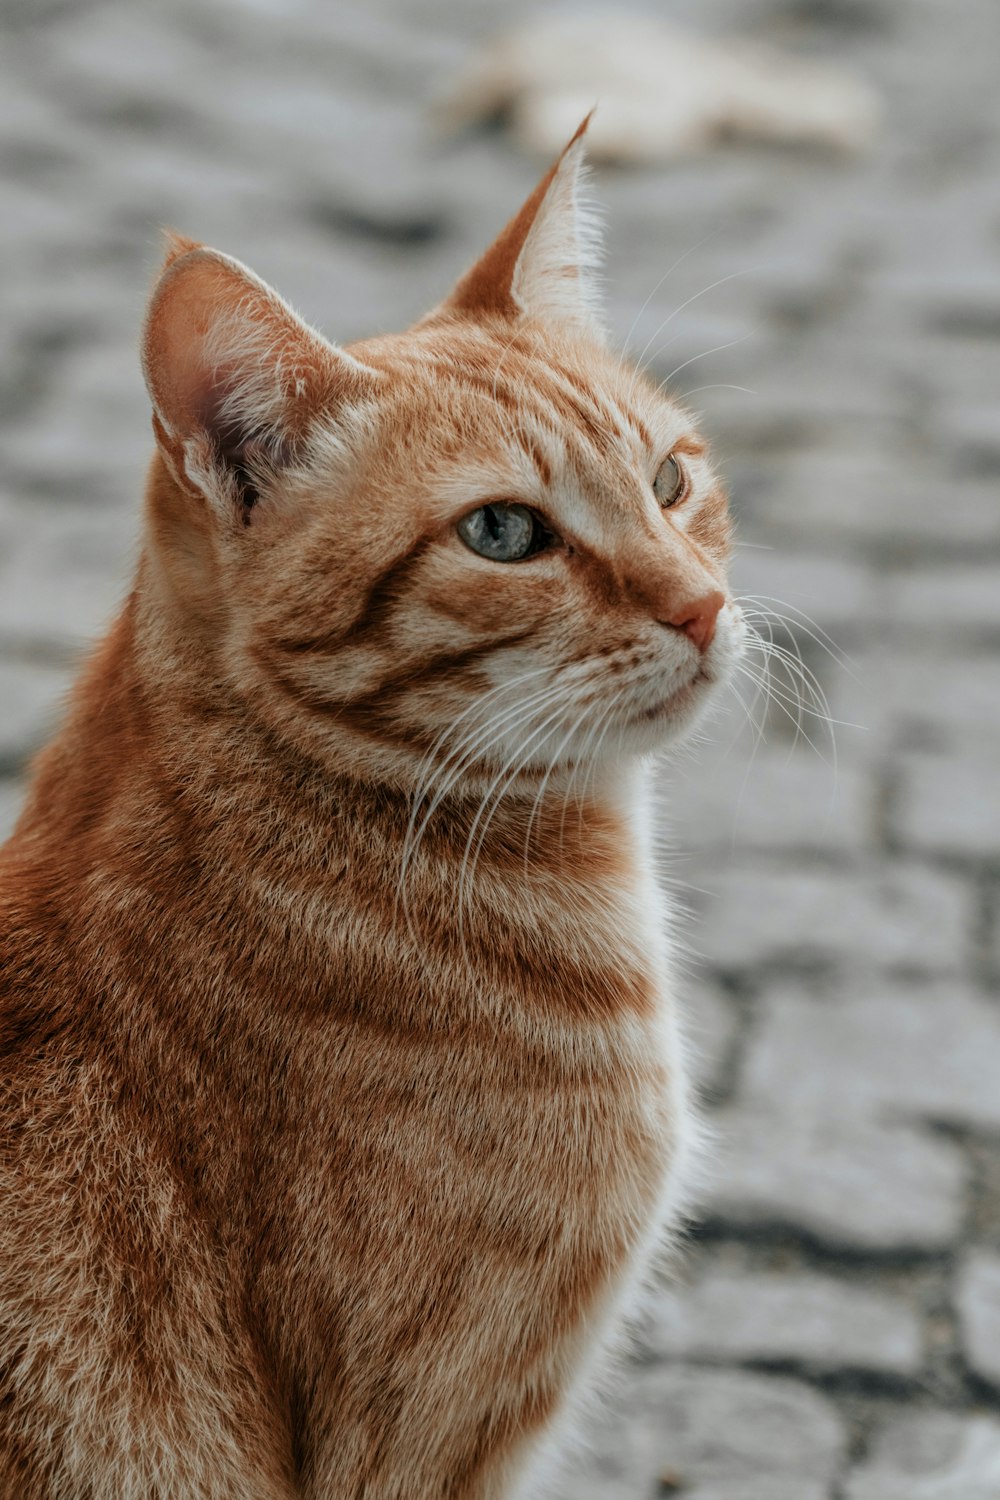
[
  {"x1": 142, "y1": 235, "x2": 377, "y2": 520},
  {"x1": 422, "y1": 115, "x2": 604, "y2": 341}
]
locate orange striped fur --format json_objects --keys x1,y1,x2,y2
[{"x1": 0, "y1": 124, "x2": 744, "y2": 1497}]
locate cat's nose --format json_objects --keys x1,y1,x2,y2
[{"x1": 661, "y1": 589, "x2": 725, "y2": 652}]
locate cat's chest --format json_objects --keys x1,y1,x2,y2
[
  {"x1": 248, "y1": 810, "x2": 687, "y2": 1259},
  {"x1": 281, "y1": 943, "x2": 684, "y2": 1272},
  {"x1": 325, "y1": 840, "x2": 678, "y2": 1160},
  {"x1": 248, "y1": 864, "x2": 687, "y2": 1464}
]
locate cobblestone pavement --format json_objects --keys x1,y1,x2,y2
[{"x1": 2, "y1": 0, "x2": 999, "y2": 1495}]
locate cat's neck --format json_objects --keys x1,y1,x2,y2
[
  {"x1": 6, "y1": 586, "x2": 664, "y2": 1056},
  {"x1": 13, "y1": 577, "x2": 645, "y2": 910}
]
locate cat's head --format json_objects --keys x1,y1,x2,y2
[{"x1": 141, "y1": 120, "x2": 744, "y2": 790}]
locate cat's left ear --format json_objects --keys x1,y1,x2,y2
[
  {"x1": 142, "y1": 235, "x2": 378, "y2": 517},
  {"x1": 426, "y1": 114, "x2": 604, "y2": 340}
]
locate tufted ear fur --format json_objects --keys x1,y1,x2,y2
[
  {"x1": 142, "y1": 235, "x2": 377, "y2": 520},
  {"x1": 428, "y1": 114, "x2": 604, "y2": 340}
]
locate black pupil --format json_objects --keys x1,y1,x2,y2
[{"x1": 484, "y1": 505, "x2": 503, "y2": 541}]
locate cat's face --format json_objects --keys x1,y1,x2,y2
[{"x1": 142, "y1": 123, "x2": 743, "y2": 787}]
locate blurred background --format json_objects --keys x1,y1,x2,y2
[{"x1": 2, "y1": 0, "x2": 999, "y2": 1494}]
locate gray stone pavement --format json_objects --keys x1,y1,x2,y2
[{"x1": 2, "y1": 0, "x2": 999, "y2": 1494}]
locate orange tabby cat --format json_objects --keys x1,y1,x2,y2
[{"x1": 0, "y1": 121, "x2": 742, "y2": 1498}]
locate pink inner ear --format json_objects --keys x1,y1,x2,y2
[
  {"x1": 144, "y1": 247, "x2": 335, "y2": 454},
  {"x1": 143, "y1": 241, "x2": 378, "y2": 513},
  {"x1": 144, "y1": 250, "x2": 246, "y2": 443}
]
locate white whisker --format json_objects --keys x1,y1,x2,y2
[
  {"x1": 618, "y1": 228, "x2": 724, "y2": 375},
  {"x1": 626, "y1": 265, "x2": 760, "y2": 403},
  {"x1": 454, "y1": 693, "x2": 578, "y2": 971},
  {"x1": 654, "y1": 332, "x2": 754, "y2": 391}
]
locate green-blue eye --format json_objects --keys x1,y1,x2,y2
[
  {"x1": 457, "y1": 502, "x2": 549, "y2": 562},
  {"x1": 653, "y1": 455, "x2": 686, "y2": 508}
]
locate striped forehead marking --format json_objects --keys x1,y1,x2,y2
[{"x1": 439, "y1": 361, "x2": 658, "y2": 475}]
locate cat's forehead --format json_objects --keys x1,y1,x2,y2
[{"x1": 361, "y1": 323, "x2": 698, "y2": 483}]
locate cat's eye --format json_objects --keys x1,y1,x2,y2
[
  {"x1": 653, "y1": 454, "x2": 686, "y2": 509},
  {"x1": 457, "y1": 502, "x2": 550, "y2": 562}
]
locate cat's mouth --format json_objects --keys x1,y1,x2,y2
[{"x1": 629, "y1": 669, "x2": 709, "y2": 724}]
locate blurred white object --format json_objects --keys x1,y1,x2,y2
[{"x1": 440, "y1": 13, "x2": 882, "y2": 160}]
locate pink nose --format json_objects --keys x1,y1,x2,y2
[{"x1": 663, "y1": 589, "x2": 725, "y2": 652}]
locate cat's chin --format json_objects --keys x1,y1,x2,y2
[
  {"x1": 620, "y1": 660, "x2": 734, "y2": 756},
  {"x1": 628, "y1": 672, "x2": 706, "y2": 727}
]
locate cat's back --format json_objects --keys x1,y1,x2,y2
[{"x1": 0, "y1": 842, "x2": 96, "y2": 1169}]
